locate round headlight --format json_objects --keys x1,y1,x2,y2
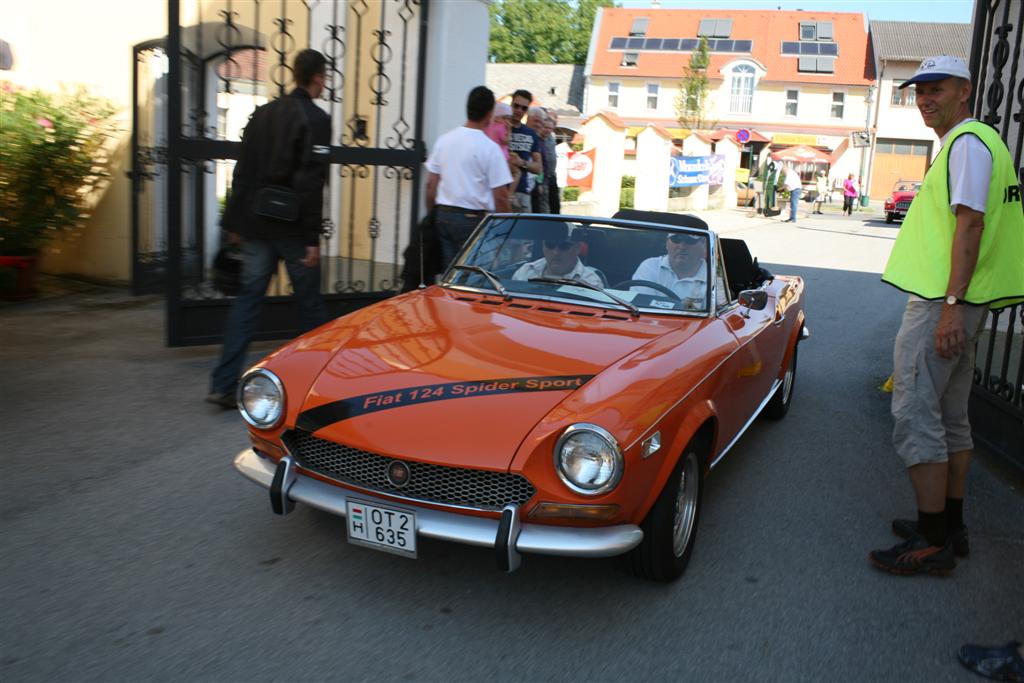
[
  {"x1": 554, "y1": 423, "x2": 623, "y2": 495},
  {"x1": 239, "y1": 369, "x2": 285, "y2": 429}
]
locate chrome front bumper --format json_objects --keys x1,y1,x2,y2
[{"x1": 233, "y1": 449, "x2": 643, "y2": 570}]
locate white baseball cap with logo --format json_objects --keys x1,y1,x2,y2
[{"x1": 899, "y1": 55, "x2": 972, "y2": 89}]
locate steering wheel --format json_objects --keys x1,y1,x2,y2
[{"x1": 613, "y1": 279, "x2": 682, "y2": 301}]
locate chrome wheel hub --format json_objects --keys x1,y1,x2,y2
[{"x1": 672, "y1": 453, "x2": 699, "y2": 557}]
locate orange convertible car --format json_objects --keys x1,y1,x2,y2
[{"x1": 233, "y1": 211, "x2": 808, "y2": 581}]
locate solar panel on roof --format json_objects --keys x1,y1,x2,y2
[
  {"x1": 680, "y1": 38, "x2": 698, "y2": 50},
  {"x1": 716, "y1": 40, "x2": 735, "y2": 52},
  {"x1": 610, "y1": 37, "x2": 627, "y2": 49},
  {"x1": 734, "y1": 40, "x2": 752, "y2": 52},
  {"x1": 799, "y1": 42, "x2": 820, "y2": 55},
  {"x1": 644, "y1": 38, "x2": 663, "y2": 50},
  {"x1": 662, "y1": 38, "x2": 680, "y2": 50},
  {"x1": 819, "y1": 42, "x2": 838, "y2": 56},
  {"x1": 626, "y1": 37, "x2": 644, "y2": 49},
  {"x1": 781, "y1": 41, "x2": 800, "y2": 55}
]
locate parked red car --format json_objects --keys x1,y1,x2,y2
[{"x1": 884, "y1": 180, "x2": 921, "y2": 223}]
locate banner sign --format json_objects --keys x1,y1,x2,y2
[
  {"x1": 566, "y1": 149, "x2": 596, "y2": 188},
  {"x1": 669, "y1": 155, "x2": 725, "y2": 188}
]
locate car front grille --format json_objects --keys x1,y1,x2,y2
[
  {"x1": 285, "y1": 430, "x2": 536, "y2": 511},
  {"x1": 896, "y1": 201, "x2": 912, "y2": 210}
]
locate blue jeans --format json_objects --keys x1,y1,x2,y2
[
  {"x1": 789, "y1": 188, "x2": 802, "y2": 220},
  {"x1": 435, "y1": 206, "x2": 485, "y2": 269},
  {"x1": 210, "y1": 237, "x2": 327, "y2": 394}
]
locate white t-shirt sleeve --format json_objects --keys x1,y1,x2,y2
[
  {"x1": 486, "y1": 142, "x2": 513, "y2": 189},
  {"x1": 947, "y1": 134, "x2": 992, "y2": 214},
  {"x1": 424, "y1": 132, "x2": 446, "y2": 174}
]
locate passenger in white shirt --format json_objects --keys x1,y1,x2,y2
[
  {"x1": 512, "y1": 234, "x2": 603, "y2": 287},
  {"x1": 631, "y1": 232, "x2": 708, "y2": 308}
]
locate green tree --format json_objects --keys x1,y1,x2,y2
[
  {"x1": 675, "y1": 36, "x2": 715, "y2": 131},
  {"x1": 489, "y1": 0, "x2": 615, "y2": 64}
]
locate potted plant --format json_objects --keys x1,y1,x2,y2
[{"x1": 0, "y1": 81, "x2": 118, "y2": 299}]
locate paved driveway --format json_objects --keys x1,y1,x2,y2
[{"x1": 2, "y1": 209, "x2": 1021, "y2": 682}]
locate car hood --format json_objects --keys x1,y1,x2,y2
[
  {"x1": 288, "y1": 288, "x2": 693, "y2": 470},
  {"x1": 891, "y1": 191, "x2": 917, "y2": 201}
]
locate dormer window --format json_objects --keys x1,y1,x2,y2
[
  {"x1": 621, "y1": 52, "x2": 638, "y2": 67},
  {"x1": 629, "y1": 17, "x2": 649, "y2": 37}
]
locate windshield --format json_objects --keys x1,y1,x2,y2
[{"x1": 442, "y1": 215, "x2": 712, "y2": 315}]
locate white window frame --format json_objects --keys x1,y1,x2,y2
[
  {"x1": 830, "y1": 91, "x2": 846, "y2": 119},
  {"x1": 785, "y1": 89, "x2": 799, "y2": 117},
  {"x1": 607, "y1": 81, "x2": 620, "y2": 108},
  {"x1": 728, "y1": 64, "x2": 756, "y2": 114},
  {"x1": 646, "y1": 82, "x2": 659, "y2": 111}
]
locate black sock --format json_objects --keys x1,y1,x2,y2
[
  {"x1": 918, "y1": 510, "x2": 946, "y2": 547},
  {"x1": 945, "y1": 497, "x2": 964, "y2": 532}
]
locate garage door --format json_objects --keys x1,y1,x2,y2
[{"x1": 871, "y1": 139, "x2": 931, "y2": 198}]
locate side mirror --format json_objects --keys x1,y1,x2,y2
[{"x1": 738, "y1": 289, "x2": 768, "y2": 311}]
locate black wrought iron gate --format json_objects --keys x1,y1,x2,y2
[
  {"x1": 133, "y1": 0, "x2": 429, "y2": 346},
  {"x1": 968, "y1": 0, "x2": 1023, "y2": 467}
]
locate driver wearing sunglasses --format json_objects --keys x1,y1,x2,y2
[
  {"x1": 512, "y1": 226, "x2": 603, "y2": 287},
  {"x1": 630, "y1": 232, "x2": 708, "y2": 307}
]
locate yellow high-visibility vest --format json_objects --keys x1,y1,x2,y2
[{"x1": 882, "y1": 121, "x2": 1024, "y2": 309}]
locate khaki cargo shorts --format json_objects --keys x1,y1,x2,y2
[{"x1": 891, "y1": 299, "x2": 988, "y2": 468}]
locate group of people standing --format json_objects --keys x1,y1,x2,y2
[{"x1": 425, "y1": 86, "x2": 561, "y2": 268}]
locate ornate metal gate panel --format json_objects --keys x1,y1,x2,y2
[
  {"x1": 158, "y1": 0, "x2": 428, "y2": 345},
  {"x1": 968, "y1": 0, "x2": 1023, "y2": 467}
]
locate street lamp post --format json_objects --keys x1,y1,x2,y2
[{"x1": 859, "y1": 85, "x2": 876, "y2": 207}]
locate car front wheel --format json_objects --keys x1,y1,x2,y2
[
  {"x1": 764, "y1": 343, "x2": 798, "y2": 420},
  {"x1": 886, "y1": 213, "x2": 895, "y2": 223},
  {"x1": 629, "y1": 449, "x2": 703, "y2": 581}
]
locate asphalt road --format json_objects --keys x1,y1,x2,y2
[{"x1": 2, "y1": 207, "x2": 1022, "y2": 682}]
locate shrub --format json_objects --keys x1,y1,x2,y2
[
  {"x1": 0, "y1": 82, "x2": 119, "y2": 256},
  {"x1": 562, "y1": 186, "x2": 581, "y2": 202},
  {"x1": 620, "y1": 187, "x2": 634, "y2": 209}
]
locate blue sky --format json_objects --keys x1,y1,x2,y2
[{"x1": 617, "y1": 0, "x2": 974, "y2": 24}]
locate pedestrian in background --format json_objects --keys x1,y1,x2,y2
[
  {"x1": 870, "y1": 55, "x2": 1024, "y2": 576},
  {"x1": 424, "y1": 85, "x2": 512, "y2": 267},
  {"x1": 507, "y1": 89, "x2": 543, "y2": 213},
  {"x1": 813, "y1": 170, "x2": 827, "y2": 214},
  {"x1": 207, "y1": 49, "x2": 332, "y2": 409},
  {"x1": 778, "y1": 163, "x2": 802, "y2": 222},
  {"x1": 545, "y1": 109, "x2": 561, "y2": 214},
  {"x1": 484, "y1": 101, "x2": 521, "y2": 192},
  {"x1": 843, "y1": 173, "x2": 858, "y2": 215},
  {"x1": 527, "y1": 106, "x2": 551, "y2": 213}
]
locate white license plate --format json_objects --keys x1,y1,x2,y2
[{"x1": 346, "y1": 499, "x2": 417, "y2": 558}]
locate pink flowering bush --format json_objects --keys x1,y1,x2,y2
[{"x1": 0, "y1": 82, "x2": 118, "y2": 255}]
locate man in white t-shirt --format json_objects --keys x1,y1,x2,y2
[
  {"x1": 630, "y1": 232, "x2": 708, "y2": 309},
  {"x1": 425, "y1": 86, "x2": 513, "y2": 267},
  {"x1": 778, "y1": 163, "x2": 803, "y2": 223}
]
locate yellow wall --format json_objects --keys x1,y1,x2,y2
[{"x1": 2, "y1": 0, "x2": 165, "y2": 282}]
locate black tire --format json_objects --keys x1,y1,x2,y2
[
  {"x1": 763, "y1": 342, "x2": 798, "y2": 420},
  {"x1": 629, "y1": 449, "x2": 703, "y2": 581},
  {"x1": 886, "y1": 213, "x2": 894, "y2": 223}
]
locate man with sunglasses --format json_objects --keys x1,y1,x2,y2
[
  {"x1": 630, "y1": 232, "x2": 708, "y2": 308},
  {"x1": 512, "y1": 227, "x2": 603, "y2": 287},
  {"x1": 507, "y1": 89, "x2": 544, "y2": 213}
]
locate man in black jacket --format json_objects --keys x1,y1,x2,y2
[{"x1": 207, "y1": 49, "x2": 331, "y2": 408}]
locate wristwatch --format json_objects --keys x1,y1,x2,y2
[{"x1": 945, "y1": 295, "x2": 964, "y2": 306}]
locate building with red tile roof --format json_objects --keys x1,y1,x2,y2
[{"x1": 582, "y1": 6, "x2": 876, "y2": 185}]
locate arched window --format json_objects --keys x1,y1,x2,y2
[{"x1": 729, "y1": 64, "x2": 755, "y2": 114}]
